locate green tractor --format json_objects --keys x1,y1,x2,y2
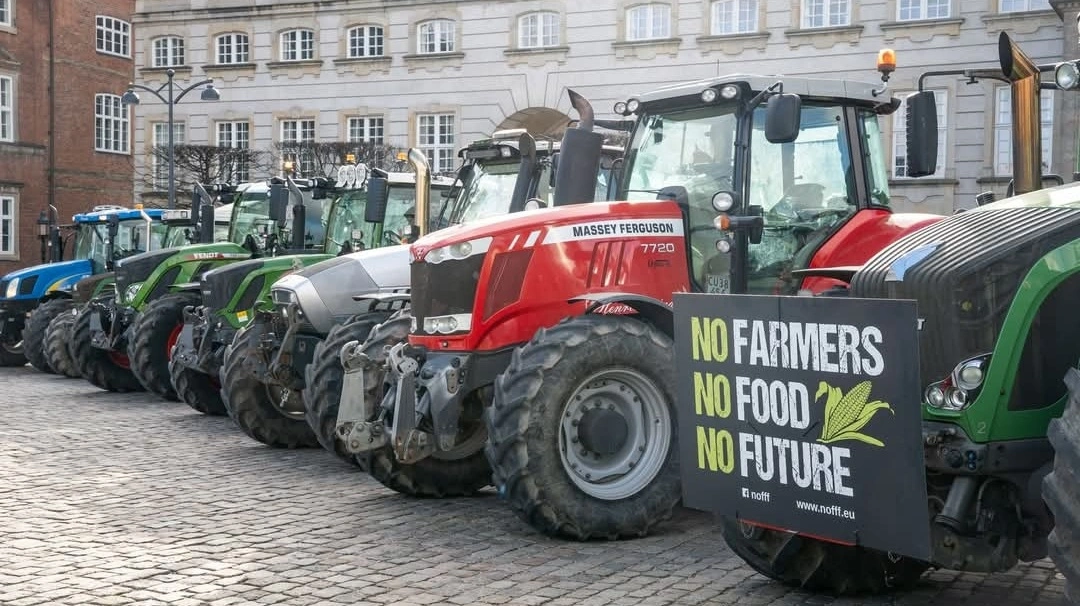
[
  {"x1": 682, "y1": 33, "x2": 1080, "y2": 597},
  {"x1": 71, "y1": 177, "x2": 329, "y2": 394},
  {"x1": 166, "y1": 160, "x2": 449, "y2": 414},
  {"x1": 219, "y1": 130, "x2": 624, "y2": 451},
  {"x1": 42, "y1": 204, "x2": 233, "y2": 379}
]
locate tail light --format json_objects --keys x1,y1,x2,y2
[{"x1": 925, "y1": 354, "x2": 991, "y2": 411}]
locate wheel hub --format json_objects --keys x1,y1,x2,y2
[{"x1": 577, "y1": 407, "x2": 628, "y2": 455}]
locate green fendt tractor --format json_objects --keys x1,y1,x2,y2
[
  {"x1": 72, "y1": 177, "x2": 328, "y2": 394},
  {"x1": 681, "y1": 33, "x2": 1080, "y2": 598},
  {"x1": 43, "y1": 204, "x2": 233, "y2": 379},
  {"x1": 167, "y1": 162, "x2": 440, "y2": 415},
  {"x1": 221, "y1": 129, "x2": 623, "y2": 451}
]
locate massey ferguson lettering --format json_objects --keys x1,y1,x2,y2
[{"x1": 544, "y1": 219, "x2": 684, "y2": 245}]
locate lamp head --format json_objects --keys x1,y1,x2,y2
[
  {"x1": 200, "y1": 84, "x2": 221, "y2": 102},
  {"x1": 121, "y1": 89, "x2": 140, "y2": 106}
]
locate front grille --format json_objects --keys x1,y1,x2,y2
[
  {"x1": 411, "y1": 255, "x2": 484, "y2": 334},
  {"x1": 851, "y1": 206, "x2": 1080, "y2": 388}
]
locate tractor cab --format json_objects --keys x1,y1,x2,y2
[
  {"x1": 614, "y1": 70, "x2": 905, "y2": 296},
  {"x1": 226, "y1": 178, "x2": 329, "y2": 257}
]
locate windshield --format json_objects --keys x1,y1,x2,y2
[
  {"x1": 163, "y1": 224, "x2": 190, "y2": 248},
  {"x1": 439, "y1": 161, "x2": 523, "y2": 227},
  {"x1": 74, "y1": 218, "x2": 168, "y2": 270},
  {"x1": 324, "y1": 189, "x2": 372, "y2": 255},
  {"x1": 229, "y1": 186, "x2": 328, "y2": 251}
]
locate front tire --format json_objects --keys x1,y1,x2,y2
[
  {"x1": 485, "y1": 314, "x2": 681, "y2": 540},
  {"x1": 71, "y1": 299, "x2": 143, "y2": 393},
  {"x1": 1044, "y1": 367, "x2": 1080, "y2": 605},
  {"x1": 301, "y1": 311, "x2": 390, "y2": 466},
  {"x1": 24, "y1": 298, "x2": 72, "y2": 373},
  {"x1": 45, "y1": 305, "x2": 81, "y2": 378},
  {"x1": 170, "y1": 359, "x2": 226, "y2": 416},
  {"x1": 221, "y1": 322, "x2": 319, "y2": 448},
  {"x1": 128, "y1": 292, "x2": 200, "y2": 401},
  {"x1": 718, "y1": 518, "x2": 928, "y2": 594}
]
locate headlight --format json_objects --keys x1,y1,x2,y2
[
  {"x1": 5, "y1": 278, "x2": 18, "y2": 298},
  {"x1": 924, "y1": 353, "x2": 991, "y2": 411},
  {"x1": 424, "y1": 236, "x2": 492, "y2": 264},
  {"x1": 125, "y1": 282, "x2": 143, "y2": 303},
  {"x1": 422, "y1": 313, "x2": 472, "y2": 335}
]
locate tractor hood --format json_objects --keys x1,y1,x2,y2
[
  {"x1": 0, "y1": 259, "x2": 93, "y2": 301},
  {"x1": 407, "y1": 199, "x2": 670, "y2": 263},
  {"x1": 851, "y1": 180, "x2": 1080, "y2": 392},
  {"x1": 271, "y1": 244, "x2": 412, "y2": 334}
]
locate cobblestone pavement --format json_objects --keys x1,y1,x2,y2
[{"x1": 0, "y1": 366, "x2": 1067, "y2": 606}]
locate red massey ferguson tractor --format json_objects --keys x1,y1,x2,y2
[{"x1": 333, "y1": 66, "x2": 945, "y2": 539}]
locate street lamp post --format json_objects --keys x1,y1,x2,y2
[{"x1": 121, "y1": 68, "x2": 221, "y2": 209}]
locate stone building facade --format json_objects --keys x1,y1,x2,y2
[
  {"x1": 0, "y1": 0, "x2": 136, "y2": 270},
  {"x1": 131, "y1": 0, "x2": 1077, "y2": 215}
]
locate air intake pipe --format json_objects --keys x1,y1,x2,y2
[{"x1": 552, "y1": 89, "x2": 604, "y2": 207}]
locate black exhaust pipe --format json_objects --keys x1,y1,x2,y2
[
  {"x1": 552, "y1": 89, "x2": 604, "y2": 207},
  {"x1": 509, "y1": 132, "x2": 538, "y2": 213}
]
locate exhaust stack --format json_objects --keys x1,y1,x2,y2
[
  {"x1": 998, "y1": 31, "x2": 1041, "y2": 196},
  {"x1": 408, "y1": 148, "x2": 432, "y2": 238}
]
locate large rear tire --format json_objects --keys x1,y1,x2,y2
[
  {"x1": 301, "y1": 311, "x2": 391, "y2": 466},
  {"x1": 128, "y1": 292, "x2": 200, "y2": 401},
  {"x1": 0, "y1": 339, "x2": 24, "y2": 366},
  {"x1": 24, "y1": 298, "x2": 72, "y2": 374},
  {"x1": 170, "y1": 359, "x2": 226, "y2": 416},
  {"x1": 221, "y1": 322, "x2": 319, "y2": 448},
  {"x1": 71, "y1": 299, "x2": 143, "y2": 393},
  {"x1": 45, "y1": 305, "x2": 80, "y2": 378},
  {"x1": 485, "y1": 314, "x2": 680, "y2": 540},
  {"x1": 718, "y1": 518, "x2": 928, "y2": 594},
  {"x1": 1044, "y1": 367, "x2": 1080, "y2": 605}
]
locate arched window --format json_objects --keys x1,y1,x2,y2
[
  {"x1": 418, "y1": 19, "x2": 455, "y2": 54},
  {"x1": 348, "y1": 25, "x2": 384, "y2": 57},
  {"x1": 518, "y1": 12, "x2": 559, "y2": 48},
  {"x1": 152, "y1": 36, "x2": 185, "y2": 67},
  {"x1": 280, "y1": 29, "x2": 315, "y2": 61},
  {"x1": 626, "y1": 4, "x2": 670, "y2": 41},
  {"x1": 216, "y1": 33, "x2": 249, "y2": 64}
]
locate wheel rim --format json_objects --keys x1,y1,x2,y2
[
  {"x1": 558, "y1": 367, "x2": 672, "y2": 501},
  {"x1": 109, "y1": 351, "x2": 131, "y2": 370},
  {"x1": 166, "y1": 325, "x2": 182, "y2": 361},
  {"x1": 266, "y1": 383, "x2": 305, "y2": 419},
  {"x1": 2, "y1": 339, "x2": 22, "y2": 354},
  {"x1": 431, "y1": 421, "x2": 487, "y2": 461}
]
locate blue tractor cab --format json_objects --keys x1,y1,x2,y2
[{"x1": 0, "y1": 205, "x2": 170, "y2": 367}]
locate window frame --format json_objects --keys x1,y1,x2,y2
[
  {"x1": 217, "y1": 120, "x2": 252, "y2": 182},
  {"x1": 417, "y1": 19, "x2": 457, "y2": 55},
  {"x1": 216, "y1": 32, "x2": 250, "y2": 65},
  {"x1": 0, "y1": 0, "x2": 13, "y2": 27},
  {"x1": 96, "y1": 15, "x2": 131, "y2": 58},
  {"x1": 518, "y1": 12, "x2": 560, "y2": 49},
  {"x1": 0, "y1": 75, "x2": 13, "y2": 143},
  {"x1": 892, "y1": 89, "x2": 948, "y2": 179},
  {"x1": 151, "y1": 121, "x2": 186, "y2": 190},
  {"x1": 152, "y1": 36, "x2": 186, "y2": 68},
  {"x1": 348, "y1": 24, "x2": 385, "y2": 58},
  {"x1": 626, "y1": 3, "x2": 672, "y2": 41},
  {"x1": 801, "y1": 0, "x2": 851, "y2": 28},
  {"x1": 280, "y1": 118, "x2": 317, "y2": 174},
  {"x1": 347, "y1": 116, "x2": 385, "y2": 145},
  {"x1": 0, "y1": 194, "x2": 15, "y2": 257},
  {"x1": 416, "y1": 113, "x2": 456, "y2": 174},
  {"x1": 998, "y1": 0, "x2": 1050, "y2": 12},
  {"x1": 711, "y1": 0, "x2": 758, "y2": 35},
  {"x1": 279, "y1": 28, "x2": 316, "y2": 62},
  {"x1": 897, "y1": 0, "x2": 950, "y2": 20},
  {"x1": 993, "y1": 86, "x2": 1054, "y2": 176},
  {"x1": 94, "y1": 93, "x2": 129, "y2": 155}
]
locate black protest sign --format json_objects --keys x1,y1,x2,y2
[{"x1": 673, "y1": 293, "x2": 930, "y2": 561}]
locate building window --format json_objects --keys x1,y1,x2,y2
[
  {"x1": 348, "y1": 116, "x2": 384, "y2": 145},
  {"x1": 0, "y1": 76, "x2": 12, "y2": 142},
  {"x1": 280, "y1": 29, "x2": 315, "y2": 61},
  {"x1": 711, "y1": 0, "x2": 757, "y2": 34},
  {"x1": 94, "y1": 94, "x2": 129, "y2": 154},
  {"x1": 217, "y1": 121, "x2": 251, "y2": 182},
  {"x1": 519, "y1": 12, "x2": 559, "y2": 48},
  {"x1": 0, "y1": 0, "x2": 12, "y2": 27},
  {"x1": 999, "y1": 0, "x2": 1050, "y2": 11},
  {"x1": 898, "y1": 0, "x2": 949, "y2": 20},
  {"x1": 152, "y1": 36, "x2": 185, "y2": 68},
  {"x1": 151, "y1": 122, "x2": 185, "y2": 190},
  {"x1": 802, "y1": 0, "x2": 850, "y2": 28},
  {"x1": 994, "y1": 87, "x2": 1053, "y2": 175},
  {"x1": 626, "y1": 4, "x2": 671, "y2": 41},
  {"x1": 348, "y1": 25, "x2": 384, "y2": 58},
  {"x1": 216, "y1": 33, "x2": 250, "y2": 64},
  {"x1": 0, "y1": 195, "x2": 13, "y2": 256},
  {"x1": 417, "y1": 114, "x2": 455, "y2": 174},
  {"x1": 893, "y1": 90, "x2": 947, "y2": 178},
  {"x1": 418, "y1": 20, "x2": 456, "y2": 54},
  {"x1": 281, "y1": 118, "x2": 316, "y2": 174},
  {"x1": 96, "y1": 16, "x2": 130, "y2": 58}
]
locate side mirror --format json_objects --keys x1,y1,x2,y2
[
  {"x1": 106, "y1": 214, "x2": 120, "y2": 239},
  {"x1": 549, "y1": 152, "x2": 560, "y2": 188},
  {"x1": 218, "y1": 192, "x2": 236, "y2": 204},
  {"x1": 764, "y1": 93, "x2": 802, "y2": 144},
  {"x1": 364, "y1": 176, "x2": 389, "y2": 223},
  {"x1": 269, "y1": 183, "x2": 289, "y2": 226},
  {"x1": 198, "y1": 204, "x2": 215, "y2": 243},
  {"x1": 905, "y1": 90, "x2": 938, "y2": 178}
]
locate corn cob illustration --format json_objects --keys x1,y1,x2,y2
[{"x1": 817, "y1": 380, "x2": 893, "y2": 447}]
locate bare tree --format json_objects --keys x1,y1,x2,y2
[
  {"x1": 138, "y1": 144, "x2": 273, "y2": 199},
  {"x1": 272, "y1": 141, "x2": 410, "y2": 178}
]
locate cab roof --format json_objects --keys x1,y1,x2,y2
[
  {"x1": 632, "y1": 73, "x2": 895, "y2": 110},
  {"x1": 72, "y1": 206, "x2": 167, "y2": 223}
]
